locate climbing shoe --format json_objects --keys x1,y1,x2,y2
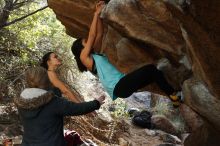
[{"x1": 169, "y1": 91, "x2": 183, "y2": 108}]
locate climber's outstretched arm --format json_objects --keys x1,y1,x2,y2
[
  {"x1": 80, "y1": 1, "x2": 105, "y2": 70},
  {"x1": 93, "y1": 7, "x2": 104, "y2": 51}
]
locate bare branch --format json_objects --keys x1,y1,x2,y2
[
  {"x1": 0, "y1": 5, "x2": 48, "y2": 29},
  {"x1": 13, "y1": 0, "x2": 19, "y2": 4},
  {"x1": 0, "y1": 0, "x2": 14, "y2": 25},
  {"x1": 12, "y1": 0, "x2": 33, "y2": 10},
  {"x1": 13, "y1": 1, "x2": 28, "y2": 10}
]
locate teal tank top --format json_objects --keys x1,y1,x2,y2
[{"x1": 92, "y1": 54, "x2": 125, "y2": 100}]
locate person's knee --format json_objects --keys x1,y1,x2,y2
[
  {"x1": 142, "y1": 64, "x2": 158, "y2": 74},
  {"x1": 115, "y1": 92, "x2": 132, "y2": 99},
  {"x1": 114, "y1": 87, "x2": 132, "y2": 99}
]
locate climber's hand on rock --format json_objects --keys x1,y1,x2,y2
[{"x1": 95, "y1": 1, "x2": 105, "y2": 15}]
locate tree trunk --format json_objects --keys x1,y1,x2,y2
[{"x1": 0, "y1": 0, "x2": 14, "y2": 27}]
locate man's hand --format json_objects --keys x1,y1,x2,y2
[{"x1": 96, "y1": 95, "x2": 105, "y2": 105}]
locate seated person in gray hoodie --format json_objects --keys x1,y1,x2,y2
[{"x1": 14, "y1": 66, "x2": 105, "y2": 146}]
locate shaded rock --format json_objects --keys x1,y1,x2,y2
[
  {"x1": 160, "y1": 133, "x2": 182, "y2": 144},
  {"x1": 179, "y1": 104, "x2": 203, "y2": 132},
  {"x1": 102, "y1": 0, "x2": 184, "y2": 54},
  {"x1": 182, "y1": 78, "x2": 220, "y2": 131},
  {"x1": 151, "y1": 115, "x2": 178, "y2": 136},
  {"x1": 48, "y1": 0, "x2": 220, "y2": 98},
  {"x1": 103, "y1": 28, "x2": 159, "y2": 74},
  {"x1": 165, "y1": 1, "x2": 220, "y2": 98},
  {"x1": 101, "y1": 26, "x2": 123, "y2": 67},
  {"x1": 185, "y1": 0, "x2": 220, "y2": 47},
  {"x1": 114, "y1": 37, "x2": 155, "y2": 72},
  {"x1": 125, "y1": 92, "x2": 152, "y2": 110},
  {"x1": 157, "y1": 58, "x2": 192, "y2": 90},
  {"x1": 182, "y1": 78, "x2": 220, "y2": 146},
  {"x1": 48, "y1": 0, "x2": 220, "y2": 144},
  {"x1": 155, "y1": 130, "x2": 182, "y2": 145},
  {"x1": 184, "y1": 122, "x2": 220, "y2": 146},
  {"x1": 181, "y1": 133, "x2": 189, "y2": 144},
  {"x1": 125, "y1": 91, "x2": 171, "y2": 111},
  {"x1": 145, "y1": 129, "x2": 157, "y2": 136},
  {"x1": 48, "y1": 0, "x2": 95, "y2": 38},
  {"x1": 118, "y1": 137, "x2": 129, "y2": 146}
]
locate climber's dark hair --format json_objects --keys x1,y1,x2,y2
[
  {"x1": 71, "y1": 38, "x2": 87, "y2": 72},
  {"x1": 40, "y1": 52, "x2": 54, "y2": 70}
]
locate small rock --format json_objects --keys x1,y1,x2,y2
[
  {"x1": 179, "y1": 104, "x2": 203, "y2": 132},
  {"x1": 151, "y1": 115, "x2": 178, "y2": 135},
  {"x1": 181, "y1": 133, "x2": 189, "y2": 143},
  {"x1": 157, "y1": 143, "x2": 181, "y2": 146},
  {"x1": 145, "y1": 129, "x2": 156, "y2": 136},
  {"x1": 118, "y1": 137, "x2": 128, "y2": 146},
  {"x1": 160, "y1": 133, "x2": 182, "y2": 144},
  {"x1": 127, "y1": 108, "x2": 140, "y2": 117},
  {"x1": 83, "y1": 139, "x2": 97, "y2": 146}
]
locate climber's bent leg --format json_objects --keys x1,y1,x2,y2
[{"x1": 114, "y1": 64, "x2": 175, "y2": 98}]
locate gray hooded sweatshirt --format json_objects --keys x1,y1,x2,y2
[{"x1": 15, "y1": 88, "x2": 100, "y2": 146}]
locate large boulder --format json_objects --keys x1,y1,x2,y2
[
  {"x1": 179, "y1": 104, "x2": 203, "y2": 132},
  {"x1": 182, "y1": 78, "x2": 220, "y2": 145},
  {"x1": 184, "y1": 122, "x2": 220, "y2": 146},
  {"x1": 165, "y1": 0, "x2": 220, "y2": 98},
  {"x1": 48, "y1": 0, "x2": 220, "y2": 145},
  {"x1": 48, "y1": 0, "x2": 96, "y2": 38},
  {"x1": 101, "y1": 0, "x2": 184, "y2": 54},
  {"x1": 182, "y1": 78, "x2": 220, "y2": 131}
]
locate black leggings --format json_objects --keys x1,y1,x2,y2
[{"x1": 113, "y1": 64, "x2": 175, "y2": 98}]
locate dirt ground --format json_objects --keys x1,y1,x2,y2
[
  {"x1": 0, "y1": 103, "x2": 184, "y2": 146},
  {"x1": 65, "y1": 115, "x2": 168, "y2": 146}
]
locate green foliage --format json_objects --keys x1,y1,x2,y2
[
  {"x1": 110, "y1": 99, "x2": 129, "y2": 119},
  {"x1": 171, "y1": 114, "x2": 185, "y2": 133},
  {"x1": 0, "y1": 0, "x2": 5, "y2": 8},
  {"x1": 152, "y1": 101, "x2": 186, "y2": 133},
  {"x1": 8, "y1": 5, "x2": 73, "y2": 54},
  {"x1": 0, "y1": 2, "x2": 74, "y2": 99},
  {"x1": 152, "y1": 101, "x2": 171, "y2": 116}
]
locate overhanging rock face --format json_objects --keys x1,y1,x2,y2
[{"x1": 48, "y1": 0, "x2": 220, "y2": 145}]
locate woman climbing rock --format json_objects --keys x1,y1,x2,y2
[{"x1": 71, "y1": 1, "x2": 182, "y2": 107}]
